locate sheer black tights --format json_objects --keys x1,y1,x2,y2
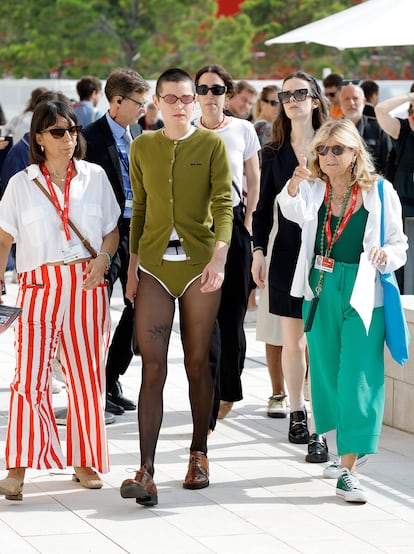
[{"x1": 135, "y1": 271, "x2": 220, "y2": 477}]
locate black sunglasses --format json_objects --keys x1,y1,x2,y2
[
  {"x1": 196, "y1": 85, "x2": 227, "y2": 96},
  {"x1": 262, "y1": 98, "x2": 279, "y2": 107},
  {"x1": 316, "y1": 144, "x2": 348, "y2": 156},
  {"x1": 326, "y1": 92, "x2": 336, "y2": 98},
  {"x1": 158, "y1": 94, "x2": 195, "y2": 105},
  {"x1": 341, "y1": 79, "x2": 362, "y2": 87},
  {"x1": 41, "y1": 125, "x2": 82, "y2": 139},
  {"x1": 278, "y1": 88, "x2": 313, "y2": 104}
]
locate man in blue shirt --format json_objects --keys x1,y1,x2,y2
[
  {"x1": 82, "y1": 69, "x2": 150, "y2": 415},
  {"x1": 72, "y1": 76, "x2": 103, "y2": 128}
]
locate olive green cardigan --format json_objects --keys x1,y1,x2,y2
[{"x1": 129, "y1": 127, "x2": 233, "y2": 266}]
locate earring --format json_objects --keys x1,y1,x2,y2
[
  {"x1": 40, "y1": 145, "x2": 44, "y2": 152},
  {"x1": 350, "y1": 159, "x2": 356, "y2": 171}
]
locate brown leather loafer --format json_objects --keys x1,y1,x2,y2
[
  {"x1": 183, "y1": 450, "x2": 209, "y2": 490},
  {"x1": 120, "y1": 466, "x2": 158, "y2": 506}
]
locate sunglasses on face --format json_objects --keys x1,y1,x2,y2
[
  {"x1": 341, "y1": 79, "x2": 362, "y2": 87},
  {"x1": 158, "y1": 94, "x2": 195, "y2": 105},
  {"x1": 326, "y1": 92, "x2": 336, "y2": 98},
  {"x1": 262, "y1": 98, "x2": 280, "y2": 106},
  {"x1": 316, "y1": 144, "x2": 348, "y2": 156},
  {"x1": 278, "y1": 88, "x2": 313, "y2": 104},
  {"x1": 196, "y1": 84, "x2": 227, "y2": 96},
  {"x1": 41, "y1": 125, "x2": 82, "y2": 139}
]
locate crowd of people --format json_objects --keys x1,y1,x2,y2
[{"x1": 0, "y1": 68, "x2": 411, "y2": 507}]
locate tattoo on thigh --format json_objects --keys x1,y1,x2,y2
[{"x1": 147, "y1": 324, "x2": 170, "y2": 344}]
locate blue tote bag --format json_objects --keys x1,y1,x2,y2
[{"x1": 378, "y1": 179, "x2": 410, "y2": 365}]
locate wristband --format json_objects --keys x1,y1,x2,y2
[
  {"x1": 98, "y1": 251, "x2": 112, "y2": 271},
  {"x1": 253, "y1": 246, "x2": 264, "y2": 253},
  {"x1": 407, "y1": 93, "x2": 413, "y2": 102}
]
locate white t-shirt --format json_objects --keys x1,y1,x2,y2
[
  {"x1": 0, "y1": 160, "x2": 121, "y2": 273},
  {"x1": 194, "y1": 117, "x2": 260, "y2": 207}
]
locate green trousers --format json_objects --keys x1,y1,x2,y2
[{"x1": 304, "y1": 262, "x2": 385, "y2": 456}]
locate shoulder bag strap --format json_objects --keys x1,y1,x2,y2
[
  {"x1": 377, "y1": 178, "x2": 385, "y2": 247},
  {"x1": 32, "y1": 177, "x2": 97, "y2": 258}
]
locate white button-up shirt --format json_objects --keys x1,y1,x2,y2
[{"x1": 0, "y1": 160, "x2": 120, "y2": 273}]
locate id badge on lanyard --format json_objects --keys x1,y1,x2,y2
[
  {"x1": 61, "y1": 243, "x2": 85, "y2": 264},
  {"x1": 314, "y1": 254, "x2": 334, "y2": 273}
]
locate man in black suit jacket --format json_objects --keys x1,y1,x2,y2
[{"x1": 83, "y1": 68, "x2": 150, "y2": 415}]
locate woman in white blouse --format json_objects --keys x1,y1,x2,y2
[{"x1": 0, "y1": 99, "x2": 120, "y2": 501}]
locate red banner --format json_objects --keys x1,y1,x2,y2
[{"x1": 217, "y1": 0, "x2": 243, "y2": 16}]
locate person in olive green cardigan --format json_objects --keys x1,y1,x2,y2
[{"x1": 120, "y1": 68, "x2": 233, "y2": 507}]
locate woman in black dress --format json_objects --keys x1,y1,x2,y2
[{"x1": 252, "y1": 71, "x2": 329, "y2": 458}]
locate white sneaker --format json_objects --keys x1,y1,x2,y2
[
  {"x1": 52, "y1": 377, "x2": 62, "y2": 394},
  {"x1": 267, "y1": 394, "x2": 288, "y2": 418},
  {"x1": 323, "y1": 454, "x2": 368, "y2": 479},
  {"x1": 336, "y1": 468, "x2": 367, "y2": 503}
]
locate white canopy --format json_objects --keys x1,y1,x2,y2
[{"x1": 265, "y1": 0, "x2": 413, "y2": 49}]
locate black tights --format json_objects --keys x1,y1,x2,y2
[{"x1": 135, "y1": 271, "x2": 221, "y2": 477}]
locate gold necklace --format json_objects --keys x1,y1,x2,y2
[
  {"x1": 47, "y1": 166, "x2": 67, "y2": 182},
  {"x1": 331, "y1": 184, "x2": 353, "y2": 205}
]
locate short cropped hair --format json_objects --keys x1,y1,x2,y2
[
  {"x1": 322, "y1": 73, "x2": 343, "y2": 89},
  {"x1": 76, "y1": 76, "x2": 102, "y2": 100},
  {"x1": 361, "y1": 80, "x2": 379, "y2": 102},
  {"x1": 155, "y1": 68, "x2": 195, "y2": 97},
  {"x1": 233, "y1": 79, "x2": 257, "y2": 97}
]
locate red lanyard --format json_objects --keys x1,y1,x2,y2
[
  {"x1": 40, "y1": 162, "x2": 73, "y2": 240},
  {"x1": 323, "y1": 182, "x2": 358, "y2": 254}
]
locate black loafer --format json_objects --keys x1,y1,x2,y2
[
  {"x1": 305, "y1": 433, "x2": 329, "y2": 463},
  {"x1": 288, "y1": 409, "x2": 310, "y2": 444},
  {"x1": 109, "y1": 381, "x2": 137, "y2": 411},
  {"x1": 106, "y1": 397, "x2": 125, "y2": 415}
]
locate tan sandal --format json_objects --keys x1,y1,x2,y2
[
  {"x1": 0, "y1": 476, "x2": 24, "y2": 501},
  {"x1": 72, "y1": 467, "x2": 103, "y2": 489}
]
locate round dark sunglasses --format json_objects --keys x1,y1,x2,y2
[
  {"x1": 158, "y1": 94, "x2": 195, "y2": 105},
  {"x1": 316, "y1": 144, "x2": 348, "y2": 156},
  {"x1": 196, "y1": 85, "x2": 227, "y2": 96},
  {"x1": 278, "y1": 88, "x2": 314, "y2": 104},
  {"x1": 41, "y1": 125, "x2": 82, "y2": 139},
  {"x1": 262, "y1": 98, "x2": 279, "y2": 106}
]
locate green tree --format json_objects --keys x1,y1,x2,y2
[
  {"x1": 0, "y1": 0, "x2": 254, "y2": 79},
  {"x1": 241, "y1": 0, "x2": 359, "y2": 78},
  {"x1": 0, "y1": 0, "x2": 120, "y2": 78},
  {"x1": 241, "y1": 0, "x2": 414, "y2": 80}
]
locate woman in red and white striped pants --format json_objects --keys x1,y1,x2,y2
[{"x1": 0, "y1": 99, "x2": 120, "y2": 501}]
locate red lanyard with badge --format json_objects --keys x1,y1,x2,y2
[
  {"x1": 40, "y1": 162, "x2": 85, "y2": 263},
  {"x1": 304, "y1": 181, "x2": 358, "y2": 332},
  {"x1": 41, "y1": 162, "x2": 73, "y2": 239}
]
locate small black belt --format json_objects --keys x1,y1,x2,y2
[{"x1": 168, "y1": 240, "x2": 181, "y2": 248}]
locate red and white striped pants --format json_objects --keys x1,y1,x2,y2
[{"x1": 6, "y1": 262, "x2": 111, "y2": 473}]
